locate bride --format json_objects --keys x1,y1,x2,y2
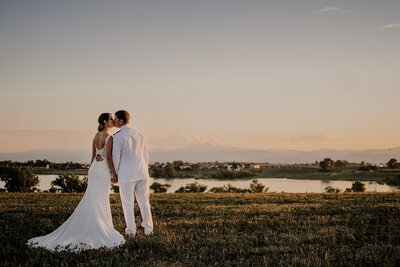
[{"x1": 27, "y1": 113, "x2": 125, "y2": 252}]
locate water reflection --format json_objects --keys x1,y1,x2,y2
[{"x1": 29, "y1": 175, "x2": 398, "y2": 193}]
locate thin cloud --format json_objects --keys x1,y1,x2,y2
[
  {"x1": 381, "y1": 23, "x2": 400, "y2": 29},
  {"x1": 0, "y1": 129, "x2": 92, "y2": 152},
  {"x1": 147, "y1": 133, "x2": 225, "y2": 149},
  {"x1": 316, "y1": 6, "x2": 349, "y2": 14},
  {"x1": 290, "y1": 134, "x2": 339, "y2": 143}
]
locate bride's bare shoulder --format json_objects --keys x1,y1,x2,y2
[{"x1": 92, "y1": 132, "x2": 101, "y2": 142}]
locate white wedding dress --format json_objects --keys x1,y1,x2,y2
[{"x1": 27, "y1": 136, "x2": 125, "y2": 252}]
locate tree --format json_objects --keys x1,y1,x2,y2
[
  {"x1": 0, "y1": 166, "x2": 39, "y2": 192},
  {"x1": 358, "y1": 164, "x2": 377, "y2": 171},
  {"x1": 387, "y1": 158, "x2": 398, "y2": 169},
  {"x1": 334, "y1": 160, "x2": 348, "y2": 168},
  {"x1": 150, "y1": 164, "x2": 164, "y2": 178},
  {"x1": 163, "y1": 162, "x2": 176, "y2": 177},
  {"x1": 175, "y1": 181, "x2": 207, "y2": 193},
  {"x1": 385, "y1": 176, "x2": 400, "y2": 187},
  {"x1": 50, "y1": 174, "x2": 88, "y2": 193},
  {"x1": 35, "y1": 159, "x2": 50, "y2": 168},
  {"x1": 319, "y1": 158, "x2": 335, "y2": 172},
  {"x1": 150, "y1": 182, "x2": 171, "y2": 193},
  {"x1": 172, "y1": 160, "x2": 184, "y2": 170}
]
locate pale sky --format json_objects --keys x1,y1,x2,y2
[{"x1": 1, "y1": 0, "x2": 399, "y2": 153}]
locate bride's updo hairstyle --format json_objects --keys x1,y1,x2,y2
[{"x1": 97, "y1": 113, "x2": 111, "y2": 132}]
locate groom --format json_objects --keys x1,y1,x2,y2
[{"x1": 112, "y1": 110, "x2": 153, "y2": 237}]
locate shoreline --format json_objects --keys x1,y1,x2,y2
[{"x1": 32, "y1": 167, "x2": 400, "y2": 182}]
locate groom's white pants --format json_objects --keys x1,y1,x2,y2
[{"x1": 119, "y1": 179, "x2": 153, "y2": 235}]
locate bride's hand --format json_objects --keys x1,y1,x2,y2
[{"x1": 111, "y1": 174, "x2": 118, "y2": 184}]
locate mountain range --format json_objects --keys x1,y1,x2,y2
[{"x1": 1, "y1": 144, "x2": 399, "y2": 164}]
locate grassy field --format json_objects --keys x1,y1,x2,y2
[{"x1": 1, "y1": 192, "x2": 400, "y2": 266}]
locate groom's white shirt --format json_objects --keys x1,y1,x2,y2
[{"x1": 112, "y1": 125, "x2": 150, "y2": 183}]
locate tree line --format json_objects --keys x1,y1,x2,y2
[
  {"x1": 319, "y1": 158, "x2": 400, "y2": 171},
  {"x1": 0, "y1": 159, "x2": 87, "y2": 170},
  {"x1": 2, "y1": 157, "x2": 400, "y2": 193},
  {"x1": 2, "y1": 158, "x2": 399, "y2": 174}
]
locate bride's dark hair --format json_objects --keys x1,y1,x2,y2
[{"x1": 97, "y1": 113, "x2": 111, "y2": 132}]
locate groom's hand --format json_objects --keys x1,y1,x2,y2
[{"x1": 111, "y1": 174, "x2": 118, "y2": 184}]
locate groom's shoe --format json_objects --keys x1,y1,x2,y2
[
  {"x1": 125, "y1": 231, "x2": 136, "y2": 239},
  {"x1": 125, "y1": 233, "x2": 135, "y2": 239},
  {"x1": 144, "y1": 227, "x2": 153, "y2": 236}
]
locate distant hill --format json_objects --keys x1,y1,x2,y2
[
  {"x1": 0, "y1": 149, "x2": 92, "y2": 163},
  {"x1": 1, "y1": 144, "x2": 399, "y2": 164},
  {"x1": 149, "y1": 144, "x2": 400, "y2": 164}
]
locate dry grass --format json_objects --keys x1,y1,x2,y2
[{"x1": 0, "y1": 192, "x2": 399, "y2": 266}]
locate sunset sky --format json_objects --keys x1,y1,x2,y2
[{"x1": 1, "y1": 0, "x2": 399, "y2": 153}]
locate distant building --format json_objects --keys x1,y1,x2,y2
[
  {"x1": 226, "y1": 163, "x2": 243, "y2": 171},
  {"x1": 178, "y1": 165, "x2": 192, "y2": 170},
  {"x1": 250, "y1": 164, "x2": 260, "y2": 169},
  {"x1": 36, "y1": 164, "x2": 50, "y2": 169}
]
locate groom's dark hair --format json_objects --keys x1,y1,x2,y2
[{"x1": 115, "y1": 110, "x2": 130, "y2": 124}]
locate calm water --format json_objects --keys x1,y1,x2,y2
[{"x1": 15, "y1": 175, "x2": 398, "y2": 193}]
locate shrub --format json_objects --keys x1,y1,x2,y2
[
  {"x1": 209, "y1": 180, "x2": 268, "y2": 193},
  {"x1": 50, "y1": 174, "x2": 88, "y2": 193},
  {"x1": 209, "y1": 184, "x2": 248, "y2": 193},
  {"x1": 325, "y1": 186, "x2": 341, "y2": 193},
  {"x1": 150, "y1": 182, "x2": 171, "y2": 193},
  {"x1": 175, "y1": 181, "x2": 207, "y2": 193},
  {"x1": 0, "y1": 166, "x2": 39, "y2": 192},
  {"x1": 111, "y1": 184, "x2": 119, "y2": 193},
  {"x1": 350, "y1": 181, "x2": 366, "y2": 192}
]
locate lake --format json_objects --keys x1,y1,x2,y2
[{"x1": 24, "y1": 175, "x2": 400, "y2": 193}]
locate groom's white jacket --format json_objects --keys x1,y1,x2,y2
[{"x1": 112, "y1": 125, "x2": 150, "y2": 183}]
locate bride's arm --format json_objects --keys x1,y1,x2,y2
[
  {"x1": 90, "y1": 139, "x2": 96, "y2": 164},
  {"x1": 106, "y1": 136, "x2": 118, "y2": 180}
]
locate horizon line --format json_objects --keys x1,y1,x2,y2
[{"x1": 1, "y1": 144, "x2": 399, "y2": 154}]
